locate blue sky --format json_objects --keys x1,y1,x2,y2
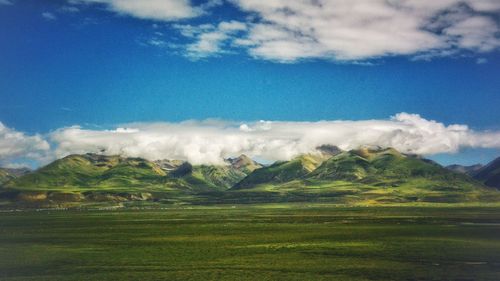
[{"x1": 0, "y1": 0, "x2": 499, "y2": 167}]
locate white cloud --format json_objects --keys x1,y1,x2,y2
[
  {"x1": 166, "y1": 0, "x2": 500, "y2": 62},
  {"x1": 44, "y1": 113, "x2": 500, "y2": 165},
  {"x1": 147, "y1": 38, "x2": 167, "y2": 47},
  {"x1": 476, "y1": 57, "x2": 487, "y2": 64},
  {"x1": 3, "y1": 114, "x2": 500, "y2": 167},
  {"x1": 42, "y1": 12, "x2": 57, "y2": 21},
  {"x1": 0, "y1": 122, "x2": 51, "y2": 165},
  {"x1": 444, "y1": 16, "x2": 500, "y2": 52},
  {"x1": 466, "y1": 0, "x2": 500, "y2": 12},
  {"x1": 0, "y1": 0, "x2": 12, "y2": 5},
  {"x1": 72, "y1": 0, "x2": 218, "y2": 21},
  {"x1": 174, "y1": 21, "x2": 247, "y2": 58}
]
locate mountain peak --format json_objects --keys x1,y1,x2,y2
[
  {"x1": 154, "y1": 159, "x2": 186, "y2": 171},
  {"x1": 473, "y1": 156, "x2": 500, "y2": 189},
  {"x1": 226, "y1": 154, "x2": 262, "y2": 173},
  {"x1": 351, "y1": 146, "x2": 403, "y2": 159},
  {"x1": 316, "y1": 145, "x2": 342, "y2": 156}
]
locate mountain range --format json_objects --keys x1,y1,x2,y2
[
  {"x1": 467, "y1": 157, "x2": 500, "y2": 188},
  {"x1": 1, "y1": 147, "x2": 500, "y2": 208},
  {"x1": 445, "y1": 158, "x2": 500, "y2": 188},
  {"x1": 0, "y1": 167, "x2": 31, "y2": 185},
  {"x1": 445, "y1": 164, "x2": 483, "y2": 175}
]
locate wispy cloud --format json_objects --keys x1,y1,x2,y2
[
  {"x1": 42, "y1": 12, "x2": 57, "y2": 21},
  {"x1": 0, "y1": 0, "x2": 12, "y2": 5},
  {"x1": 174, "y1": 21, "x2": 247, "y2": 59},
  {"x1": 52, "y1": 1, "x2": 500, "y2": 62},
  {"x1": 59, "y1": 5, "x2": 80, "y2": 13},
  {"x1": 2, "y1": 114, "x2": 500, "y2": 167},
  {"x1": 476, "y1": 57, "x2": 488, "y2": 64},
  {"x1": 164, "y1": 0, "x2": 500, "y2": 62},
  {"x1": 71, "y1": 0, "x2": 219, "y2": 21},
  {"x1": 60, "y1": 107, "x2": 73, "y2": 112}
]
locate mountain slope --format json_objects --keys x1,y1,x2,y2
[
  {"x1": 446, "y1": 164, "x2": 483, "y2": 175},
  {"x1": 226, "y1": 154, "x2": 262, "y2": 174},
  {"x1": 159, "y1": 155, "x2": 258, "y2": 190},
  {"x1": 309, "y1": 147, "x2": 469, "y2": 182},
  {"x1": 473, "y1": 157, "x2": 500, "y2": 189},
  {"x1": 4, "y1": 154, "x2": 168, "y2": 189},
  {"x1": 1, "y1": 150, "x2": 499, "y2": 206},
  {"x1": 191, "y1": 165, "x2": 247, "y2": 189},
  {"x1": 3, "y1": 154, "x2": 257, "y2": 193},
  {"x1": 232, "y1": 147, "x2": 494, "y2": 204},
  {"x1": 0, "y1": 169, "x2": 13, "y2": 185},
  {"x1": 0, "y1": 167, "x2": 31, "y2": 185},
  {"x1": 5, "y1": 154, "x2": 110, "y2": 188},
  {"x1": 233, "y1": 153, "x2": 331, "y2": 189}
]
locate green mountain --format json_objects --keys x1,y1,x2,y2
[
  {"x1": 232, "y1": 147, "x2": 497, "y2": 204},
  {"x1": 166, "y1": 162, "x2": 247, "y2": 190},
  {"x1": 233, "y1": 152, "x2": 332, "y2": 189},
  {"x1": 309, "y1": 147, "x2": 460, "y2": 181},
  {"x1": 1, "y1": 148, "x2": 499, "y2": 207},
  {"x1": 473, "y1": 157, "x2": 500, "y2": 189},
  {"x1": 226, "y1": 154, "x2": 262, "y2": 174},
  {"x1": 4, "y1": 154, "x2": 166, "y2": 189},
  {"x1": 192, "y1": 165, "x2": 246, "y2": 189},
  {"x1": 0, "y1": 169, "x2": 12, "y2": 185},
  {"x1": 0, "y1": 154, "x2": 254, "y2": 191},
  {"x1": 0, "y1": 167, "x2": 31, "y2": 185},
  {"x1": 446, "y1": 164, "x2": 483, "y2": 175}
]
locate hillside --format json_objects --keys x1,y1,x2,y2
[
  {"x1": 309, "y1": 148, "x2": 468, "y2": 182},
  {"x1": 4, "y1": 154, "x2": 166, "y2": 189},
  {"x1": 0, "y1": 154, "x2": 262, "y2": 192},
  {"x1": 231, "y1": 147, "x2": 496, "y2": 204},
  {"x1": 1, "y1": 148, "x2": 500, "y2": 207},
  {"x1": 0, "y1": 169, "x2": 12, "y2": 185},
  {"x1": 233, "y1": 152, "x2": 333, "y2": 189},
  {"x1": 0, "y1": 167, "x2": 31, "y2": 185},
  {"x1": 473, "y1": 157, "x2": 500, "y2": 189},
  {"x1": 446, "y1": 164, "x2": 483, "y2": 175},
  {"x1": 226, "y1": 154, "x2": 262, "y2": 174}
]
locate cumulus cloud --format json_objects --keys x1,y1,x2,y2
[
  {"x1": 41, "y1": 113, "x2": 500, "y2": 165},
  {"x1": 71, "y1": 0, "x2": 221, "y2": 21},
  {"x1": 444, "y1": 16, "x2": 500, "y2": 52},
  {"x1": 52, "y1": 0, "x2": 500, "y2": 62},
  {"x1": 3, "y1": 114, "x2": 500, "y2": 167},
  {"x1": 0, "y1": 122, "x2": 51, "y2": 166},
  {"x1": 166, "y1": 0, "x2": 500, "y2": 62}
]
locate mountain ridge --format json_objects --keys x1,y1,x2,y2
[
  {"x1": 473, "y1": 157, "x2": 500, "y2": 188},
  {"x1": 446, "y1": 164, "x2": 483, "y2": 175},
  {"x1": 1, "y1": 148, "x2": 500, "y2": 207}
]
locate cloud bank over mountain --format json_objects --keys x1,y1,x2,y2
[
  {"x1": 0, "y1": 122, "x2": 51, "y2": 166},
  {"x1": 1, "y1": 113, "x2": 500, "y2": 166}
]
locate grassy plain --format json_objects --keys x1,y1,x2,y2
[{"x1": 0, "y1": 205, "x2": 499, "y2": 281}]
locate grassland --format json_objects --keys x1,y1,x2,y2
[{"x1": 1, "y1": 205, "x2": 499, "y2": 280}]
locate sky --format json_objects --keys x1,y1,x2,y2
[{"x1": 0, "y1": 0, "x2": 499, "y2": 168}]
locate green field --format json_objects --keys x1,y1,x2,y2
[{"x1": 1, "y1": 206, "x2": 500, "y2": 281}]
